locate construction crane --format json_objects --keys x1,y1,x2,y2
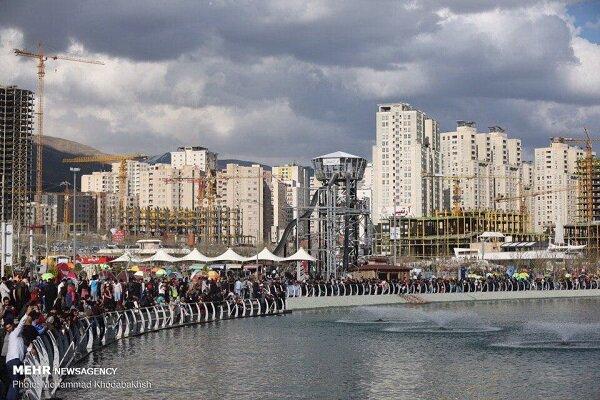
[
  {"x1": 423, "y1": 173, "x2": 521, "y2": 216},
  {"x1": 495, "y1": 185, "x2": 576, "y2": 204},
  {"x1": 551, "y1": 129, "x2": 600, "y2": 223},
  {"x1": 14, "y1": 43, "x2": 104, "y2": 225},
  {"x1": 161, "y1": 175, "x2": 211, "y2": 209},
  {"x1": 62, "y1": 153, "x2": 146, "y2": 210}
]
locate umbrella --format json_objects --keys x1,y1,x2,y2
[
  {"x1": 189, "y1": 264, "x2": 205, "y2": 270},
  {"x1": 128, "y1": 265, "x2": 140, "y2": 272},
  {"x1": 41, "y1": 272, "x2": 54, "y2": 281},
  {"x1": 155, "y1": 268, "x2": 167, "y2": 276},
  {"x1": 66, "y1": 271, "x2": 77, "y2": 280},
  {"x1": 168, "y1": 271, "x2": 184, "y2": 279},
  {"x1": 134, "y1": 271, "x2": 145, "y2": 277},
  {"x1": 207, "y1": 270, "x2": 220, "y2": 281}
]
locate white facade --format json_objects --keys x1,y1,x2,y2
[
  {"x1": 372, "y1": 103, "x2": 441, "y2": 223},
  {"x1": 81, "y1": 171, "x2": 116, "y2": 194},
  {"x1": 170, "y1": 146, "x2": 217, "y2": 172},
  {"x1": 440, "y1": 122, "x2": 523, "y2": 212},
  {"x1": 533, "y1": 140, "x2": 584, "y2": 233},
  {"x1": 216, "y1": 164, "x2": 273, "y2": 244},
  {"x1": 139, "y1": 164, "x2": 201, "y2": 209}
]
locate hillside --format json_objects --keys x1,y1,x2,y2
[{"x1": 38, "y1": 136, "x2": 109, "y2": 191}]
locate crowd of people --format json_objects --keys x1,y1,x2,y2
[
  {"x1": 283, "y1": 271, "x2": 600, "y2": 297},
  {"x1": 0, "y1": 265, "x2": 595, "y2": 399},
  {"x1": 0, "y1": 269, "x2": 288, "y2": 400}
]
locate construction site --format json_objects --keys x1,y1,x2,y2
[
  {"x1": 564, "y1": 134, "x2": 600, "y2": 252},
  {"x1": 0, "y1": 86, "x2": 33, "y2": 232},
  {"x1": 373, "y1": 210, "x2": 541, "y2": 259},
  {"x1": 114, "y1": 205, "x2": 245, "y2": 246}
]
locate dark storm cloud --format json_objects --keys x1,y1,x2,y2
[{"x1": 1, "y1": 0, "x2": 598, "y2": 164}]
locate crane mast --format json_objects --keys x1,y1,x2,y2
[{"x1": 14, "y1": 43, "x2": 104, "y2": 228}]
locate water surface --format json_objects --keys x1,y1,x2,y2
[{"x1": 62, "y1": 298, "x2": 600, "y2": 399}]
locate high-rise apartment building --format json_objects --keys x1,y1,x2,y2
[
  {"x1": 216, "y1": 164, "x2": 272, "y2": 244},
  {"x1": 81, "y1": 171, "x2": 116, "y2": 193},
  {"x1": 170, "y1": 146, "x2": 217, "y2": 172},
  {"x1": 372, "y1": 103, "x2": 441, "y2": 222},
  {"x1": 0, "y1": 86, "x2": 33, "y2": 230},
  {"x1": 440, "y1": 122, "x2": 522, "y2": 212},
  {"x1": 533, "y1": 139, "x2": 584, "y2": 233},
  {"x1": 139, "y1": 164, "x2": 200, "y2": 209}
]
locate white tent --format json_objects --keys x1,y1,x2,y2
[
  {"x1": 109, "y1": 253, "x2": 143, "y2": 263},
  {"x1": 207, "y1": 248, "x2": 253, "y2": 263},
  {"x1": 141, "y1": 249, "x2": 179, "y2": 263},
  {"x1": 283, "y1": 247, "x2": 317, "y2": 262},
  {"x1": 176, "y1": 248, "x2": 210, "y2": 263},
  {"x1": 249, "y1": 247, "x2": 285, "y2": 262}
]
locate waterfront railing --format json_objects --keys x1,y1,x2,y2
[
  {"x1": 285, "y1": 279, "x2": 600, "y2": 298},
  {"x1": 22, "y1": 297, "x2": 286, "y2": 400}
]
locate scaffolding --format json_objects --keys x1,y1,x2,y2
[
  {"x1": 576, "y1": 156, "x2": 600, "y2": 223},
  {"x1": 0, "y1": 86, "x2": 34, "y2": 234},
  {"x1": 112, "y1": 205, "x2": 244, "y2": 246},
  {"x1": 374, "y1": 210, "x2": 544, "y2": 259},
  {"x1": 564, "y1": 223, "x2": 600, "y2": 254}
]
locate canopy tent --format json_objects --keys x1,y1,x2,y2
[
  {"x1": 109, "y1": 253, "x2": 143, "y2": 263},
  {"x1": 141, "y1": 249, "x2": 179, "y2": 264},
  {"x1": 207, "y1": 248, "x2": 253, "y2": 263},
  {"x1": 249, "y1": 247, "x2": 286, "y2": 263},
  {"x1": 175, "y1": 248, "x2": 211, "y2": 263},
  {"x1": 283, "y1": 247, "x2": 316, "y2": 262}
]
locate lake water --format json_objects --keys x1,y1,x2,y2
[{"x1": 61, "y1": 298, "x2": 600, "y2": 399}]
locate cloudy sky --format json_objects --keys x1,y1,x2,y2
[{"x1": 1, "y1": 0, "x2": 599, "y2": 165}]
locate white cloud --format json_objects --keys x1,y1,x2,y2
[{"x1": 1, "y1": 0, "x2": 599, "y2": 165}]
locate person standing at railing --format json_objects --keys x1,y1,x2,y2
[
  {"x1": 5, "y1": 305, "x2": 35, "y2": 400},
  {"x1": 90, "y1": 275, "x2": 99, "y2": 302},
  {"x1": 113, "y1": 280, "x2": 123, "y2": 306}
]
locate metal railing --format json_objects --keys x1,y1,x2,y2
[
  {"x1": 22, "y1": 297, "x2": 286, "y2": 400},
  {"x1": 285, "y1": 279, "x2": 600, "y2": 298}
]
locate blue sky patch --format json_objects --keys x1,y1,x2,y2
[{"x1": 568, "y1": 0, "x2": 600, "y2": 43}]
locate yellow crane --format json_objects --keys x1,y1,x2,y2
[
  {"x1": 62, "y1": 153, "x2": 147, "y2": 210},
  {"x1": 551, "y1": 129, "x2": 600, "y2": 223},
  {"x1": 14, "y1": 43, "x2": 104, "y2": 224}
]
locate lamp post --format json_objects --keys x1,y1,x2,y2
[{"x1": 70, "y1": 167, "x2": 80, "y2": 263}]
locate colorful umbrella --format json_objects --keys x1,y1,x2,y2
[
  {"x1": 168, "y1": 271, "x2": 183, "y2": 279},
  {"x1": 41, "y1": 272, "x2": 54, "y2": 281},
  {"x1": 207, "y1": 270, "x2": 219, "y2": 281},
  {"x1": 128, "y1": 265, "x2": 140, "y2": 272},
  {"x1": 155, "y1": 268, "x2": 166, "y2": 276}
]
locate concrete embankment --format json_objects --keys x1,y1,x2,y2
[{"x1": 286, "y1": 289, "x2": 600, "y2": 310}]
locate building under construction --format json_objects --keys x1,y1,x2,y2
[
  {"x1": 373, "y1": 210, "x2": 543, "y2": 259},
  {"x1": 564, "y1": 151, "x2": 600, "y2": 253},
  {"x1": 0, "y1": 86, "x2": 34, "y2": 231},
  {"x1": 109, "y1": 205, "x2": 245, "y2": 246},
  {"x1": 576, "y1": 155, "x2": 600, "y2": 223}
]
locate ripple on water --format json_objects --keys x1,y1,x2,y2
[
  {"x1": 383, "y1": 325, "x2": 503, "y2": 334},
  {"x1": 490, "y1": 340, "x2": 600, "y2": 350}
]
